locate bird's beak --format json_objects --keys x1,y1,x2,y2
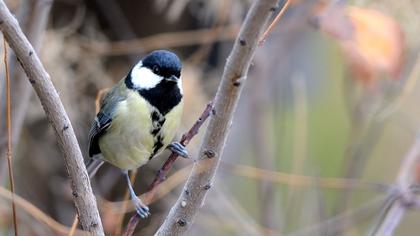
[{"x1": 165, "y1": 75, "x2": 178, "y2": 83}]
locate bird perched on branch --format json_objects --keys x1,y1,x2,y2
[{"x1": 86, "y1": 50, "x2": 188, "y2": 218}]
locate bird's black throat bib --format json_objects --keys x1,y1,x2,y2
[{"x1": 125, "y1": 74, "x2": 183, "y2": 115}]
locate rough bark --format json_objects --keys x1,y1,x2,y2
[
  {"x1": 155, "y1": 0, "x2": 279, "y2": 235},
  {"x1": 0, "y1": 1, "x2": 104, "y2": 234}
]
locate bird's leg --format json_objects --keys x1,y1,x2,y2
[
  {"x1": 167, "y1": 142, "x2": 189, "y2": 158},
  {"x1": 123, "y1": 170, "x2": 150, "y2": 218}
]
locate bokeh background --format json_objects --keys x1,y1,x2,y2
[{"x1": 0, "y1": 0, "x2": 420, "y2": 235}]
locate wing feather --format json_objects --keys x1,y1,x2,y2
[{"x1": 88, "y1": 79, "x2": 127, "y2": 157}]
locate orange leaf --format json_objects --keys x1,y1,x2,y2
[{"x1": 317, "y1": 5, "x2": 404, "y2": 83}]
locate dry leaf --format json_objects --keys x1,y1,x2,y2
[{"x1": 316, "y1": 5, "x2": 404, "y2": 83}]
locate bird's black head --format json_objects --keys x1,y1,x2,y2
[
  {"x1": 142, "y1": 50, "x2": 182, "y2": 78},
  {"x1": 125, "y1": 50, "x2": 183, "y2": 115}
]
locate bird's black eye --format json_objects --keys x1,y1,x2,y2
[{"x1": 153, "y1": 66, "x2": 160, "y2": 74}]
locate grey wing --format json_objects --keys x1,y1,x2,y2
[
  {"x1": 88, "y1": 111, "x2": 113, "y2": 157},
  {"x1": 88, "y1": 81, "x2": 127, "y2": 157}
]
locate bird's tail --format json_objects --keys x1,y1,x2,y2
[{"x1": 85, "y1": 157, "x2": 105, "y2": 178}]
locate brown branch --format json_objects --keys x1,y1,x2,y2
[
  {"x1": 154, "y1": 0, "x2": 279, "y2": 235},
  {"x1": 86, "y1": 25, "x2": 239, "y2": 56},
  {"x1": 0, "y1": 186, "x2": 86, "y2": 235},
  {"x1": 0, "y1": 0, "x2": 53, "y2": 184},
  {"x1": 0, "y1": 1, "x2": 104, "y2": 235},
  {"x1": 146, "y1": 102, "x2": 214, "y2": 195},
  {"x1": 4, "y1": 36, "x2": 18, "y2": 236},
  {"x1": 259, "y1": 0, "x2": 291, "y2": 45},
  {"x1": 122, "y1": 101, "x2": 214, "y2": 236}
]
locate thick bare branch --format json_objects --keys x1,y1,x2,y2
[
  {"x1": 155, "y1": 0, "x2": 279, "y2": 235},
  {"x1": 0, "y1": 1, "x2": 104, "y2": 235}
]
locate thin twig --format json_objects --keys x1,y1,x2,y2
[
  {"x1": 369, "y1": 135, "x2": 420, "y2": 236},
  {"x1": 378, "y1": 52, "x2": 420, "y2": 120},
  {"x1": 186, "y1": 0, "x2": 231, "y2": 64},
  {"x1": 258, "y1": 0, "x2": 290, "y2": 45},
  {"x1": 0, "y1": 0, "x2": 53, "y2": 185},
  {"x1": 146, "y1": 102, "x2": 214, "y2": 196},
  {"x1": 291, "y1": 195, "x2": 385, "y2": 236},
  {"x1": 0, "y1": 187, "x2": 86, "y2": 235},
  {"x1": 0, "y1": 1, "x2": 103, "y2": 234},
  {"x1": 68, "y1": 217, "x2": 78, "y2": 236},
  {"x1": 4, "y1": 36, "x2": 18, "y2": 236},
  {"x1": 226, "y1": 163, "x2": 389, "y2": 192},
  {"x1": 155, "y1": 1, "x2": 279, "y2": 235},
  {"x1": 104, "y1": 160, "x2": 388, "y2": 215},
  {"x1": 122, "y1": 101, "x2": 213, "y2": 236},
  {"x1": 249, "y1": 67, "x2": 277, "y2": 230},
  {"x1": 86, "y1": 25, "x2": 239, "y2": 56}
]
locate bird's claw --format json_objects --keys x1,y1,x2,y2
[
  {"x1": 168, "y1": 142, "x2": 189, "y2": 158},
  {"x1": 133, "y1": 198, "x2": 150, "y2": 218}
]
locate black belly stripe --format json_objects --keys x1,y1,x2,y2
[
  {"x1": 150, "y1": 135, "x2": 164, "y2": 159},
  {"x1": 149, "y1": 110, "x2": 166, "y2": 159}
]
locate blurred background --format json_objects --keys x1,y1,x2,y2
[{"x1": 0, "y1": 0, "x2": 419, "y2": 235}]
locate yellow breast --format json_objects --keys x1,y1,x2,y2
[{"x1": 98, "y1": 90, "x2": 183, "y2": 170}]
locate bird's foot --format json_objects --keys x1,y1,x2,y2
[
  {"x1": 132, "y1": 197, "x2": 150, "y2": 218},
  {"x1": 168, "y1": 142, "x2": 189, "y2": 158}
]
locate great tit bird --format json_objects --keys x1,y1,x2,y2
[{"x1": 86, "y1": 50, "x2": 188, "y2": 218}]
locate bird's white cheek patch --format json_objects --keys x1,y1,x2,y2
[
  {"x1": 178, "y1": 78, "x2": 184, "y2": 94},
  {"x1": 130, "y1": 66, "x2": 162, "y2": 89}
]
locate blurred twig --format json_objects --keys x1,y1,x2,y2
[
  {"x1": 86, "y1": 25, "x2": 239, "y2": 56},
  {"x1": 337, "y1": 52, "x2": 420, "y2": 217},
  {"x1": 226, "y1": 163, "x2": 389, "y2": 192},
  {"x1": 250, "y1": 66, "x2": 277, "y2": 230},
  {"x1": 4, "y1": 37, "x2": 17, "y2": 236},
  {"x1": 186, "y1": 0, "x2": 231, "y2": 64},
  {"x1": 0, "y1": 1, "x2": 103, "y2": 234},
  {"x1": 283, "y1": 73, "x2": 309, "y2": 230},
  {"x1": 0, "y1": 187, "x2": 86, "y2": 235},
  {"x1": 68, "y1": 217, "x2": 78, "y2": 236},
  {"x1": 154, "y1": 1, "x2": 279, "y2": 235},
  {"x1": 105, "y1": 161, "x2": 388, "y2": 215},
  {"x1": 92, "y1": 0, "x2": 136, "y2": 41},
  {"x1": 378, "y1": 52, "x2": 420, "y2": 119},
  {"x1": 211, "y1": 186, "x2": 278, "y2": 236},
  {"x1": 368, "y1": 135, "x2": 420, "y2": 236},
  {"x1": 122, "y1": 101, "x2": 213, "y2": 235},
  {"x1": 92, "y1": 0, "x2": 137, "y2": 62},
  {"x1": 0, "y1": 0, "x2": 53, "y2": 185},
  {"x1": 338, "y1": 118, "x2": 386, "y2": 212},
  {"x1": 290, "y1": 195, "x2": 385, "y2": 236}
]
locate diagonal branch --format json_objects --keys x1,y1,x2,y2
[
  {"x1": 369, "y1": 134, "x2": 420, "y2": 236},
  {"x1": 0, "y1": 1, "x2": 103, "y2": 235},
  {"x1": 123, "y1": 101, "x2": 213, "y2": 236},
  {"x1": 145, "y1": 102, "x2": 214, "y2": 196},
  {"x1": 155, "y1": 0, "x2": 280, "y2": 235}
]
